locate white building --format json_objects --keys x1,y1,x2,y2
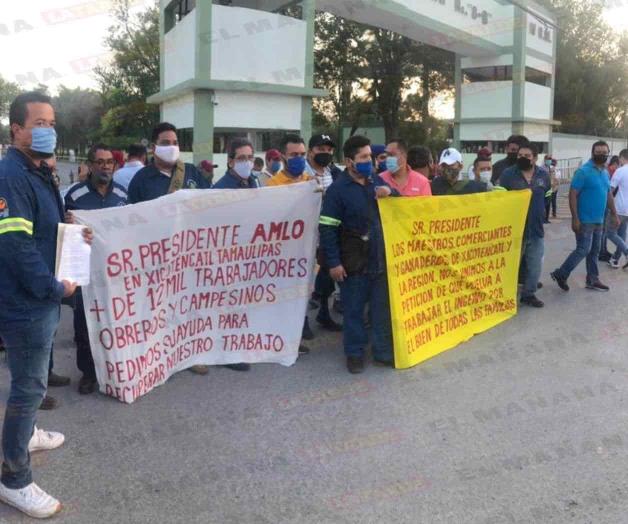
[{"x1": 149, "y1": 0, "x2": 558, "y2": 169}]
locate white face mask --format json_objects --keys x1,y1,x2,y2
[
  {"x1": 155, "y1": 145, "x2": 180, "y2": 165},
  {"x1": 234, "y1": 160, "x2": 254, "y2": 179},
  {"x1": 480, "y1": 170, "x2": 492, "y2": 183}
]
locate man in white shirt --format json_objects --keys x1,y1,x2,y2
[
  {"x1": 113, "y1": 144, "x2": 147, "y2": 190},
  {"x1": 608, "y1": 149, "x2": 628, "y2": 268}
]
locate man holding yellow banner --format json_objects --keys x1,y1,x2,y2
[
  {"x1": 378, "y1": 189, "x2": 531, "y2": 370},
  {"x1": 319, "y1": 136, "x2": 394, "y2": 374},
  {"x1": 499, "y1": 143, "x2": 551, "y2": 308}
]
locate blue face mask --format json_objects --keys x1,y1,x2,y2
[
  {"x1": 385, "y1": 156, "x2": 400, "y2": 173},
  {"x1": 31, "y1": 127, "x2": 57, "y2": 155},
  {"x1": 271, "y1": 160, "x2": 282, "y2": 173},
  {"x1": 355, "y1": 161, "x2": 373, "y2": 178},
  {"x1": 377, "y1": 161, "x2": 387, "y2": 173},
  {"x1": 286, "y1": 156, "x2": 306, "y2": 176}
]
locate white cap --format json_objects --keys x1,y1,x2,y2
[{"x1": 439, "y1": 148, "x2": 463, "y2": 166}]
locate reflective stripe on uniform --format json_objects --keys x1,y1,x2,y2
[
  {"x1": 545, "y1": 190, "x2": 553, "y2": 197},
  {"x1": 319, "y1": 215, "x2": 341, "y2": 227},
  {"x1": 0, "y1": 217, "x2": 33, "y2": 235},
  {"x1": 492, "y1": 186, "x2": 507, "y2": 192}
]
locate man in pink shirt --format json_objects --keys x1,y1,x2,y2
[{"x1": 379, "y1": 138, "x2": 432, "y2": 196}]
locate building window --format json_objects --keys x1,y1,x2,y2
[
  {"x1": 463, "y1": 66, "x2": 513, "y2": 83},
  {"x1": 165, "y1": 0, "x2": 196, "y2": 33},
  {"x1": 525, "y1": 67, "x2": 552, "y2": 87},
  {"x1": 177, "y1": 128, "x2": 194, "y2": 152}
]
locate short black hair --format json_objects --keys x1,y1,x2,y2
[
  {"x1": 518, "y1": 143, "x2": 538, "y2": 157},
  {"x1": 228, "y1": 138, "x2": 254, "y2": 159},
  {"x1": 254, "y1": 157, "x2": 264, "y2": 169},
  {"x1": 407, "y1": 146, "x2": 432, "y2": 169},
  {"x1": 387, "y1": 138, "x2": 408, "y2": 154},
  {"x1": 87, "y1": 143, "x2": 112, "y2": 163},
  {"x1": 506, "y1": 135, "x2": 529, "y2": 148},
  {"x1": 591, "y1": 140, "x2": 609, "y2": 155},
  {"x1": 127, "y1": 144, "x2": 147, "y2": 159},
  {"x1": 619, "y1": 149, "x2": 628, "y2": 161},
  {"x1": 609, "y1": 155, "x2": 620, "y2": 165},
  {"x1": 343, "y1": 135, "x2": 371, "y2": 160},
  {"x1": 280, "y1": 134, "x2": 305, "y2": 154},
  {"x1": 9, "y1": 91, "x2": 53, "y2": 141},
  {"x1": 151, "y1": 122, "x2": 177, "y2": 143}
]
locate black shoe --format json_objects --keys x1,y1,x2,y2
[
  {"x1": 373, "y1": 358, "x2": 394, "y2": 367},
  {"x1": 48, "y1": 372, "x2": 70, "y2": 387},
  {"x1": 544, "y1": 220, "x2": 550, "y2": 224},
  {"x1": 223, "y1": 363, "x2": 251, "y2": 372},
  {"x1": 39, "y1": 395, "x2": 58, "y2": 410},
  {"x1": 308, "y1": 299, "x2": 319, "y2": 310},
  {"x1": 78, "y1": 376, "x2": 98, "y2": 395},
  {"x1": 332, "y1": 298, "x2": 343, "y2": 315},
  {"x1": 537, "y1": 282, "x2": 543, "y2": 289},
  {"x1": 347, "y1": 356, "x2": 365, "y2": 374},
  {"x1": 521, "y1": 295, "x2": 544, "y2": 308},
  {"x1": 586, "y1": 280, "x2": 610, "y2": 292},
  {"x1": 550, "y1": 271, "x2": 569, "y2": 291},
  {"x1": 599, "y1": 253, "x2": 611, "y2": 262},
  {"x1": 552, "y1": 214, "x2": 557, "y2": 218},
  {"x1": 298, "y1": 344, "x2": 310, "y2": 355},
  {"x1": 302, "y1": 318, "x2": 314, "y2": 340},
  {"x1": 316, "y1": 317, "x2": 343, "y2": 332}
]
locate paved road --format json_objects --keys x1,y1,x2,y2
[{"x1": 2, "y1": 196, "x2": 628, "y2": 523}]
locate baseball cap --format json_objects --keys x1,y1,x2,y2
[
  {"x1": 439, "y1": 148, "x2": 463, "y2": 166},
  {"x1": 309, "y1": 134, "x2": 336, "y2": 149},
  {"x1": 200, "y1": 160, "x2": 217, "y2": 172},
  {"x1": 265, "y1": 149, "x2": 281, "y2": 162},
  {"x1": 477, "y1": 147, "x2": 492, "y2": 160},
  {"x1": 371, "y1": 144, "x2": 386, "y2": 156}
]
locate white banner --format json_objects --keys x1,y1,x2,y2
[{"x1": 74, "y1": 182, "x2": 321, "y2": 403}]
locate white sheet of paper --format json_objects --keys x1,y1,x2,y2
[{"x1": 56, "y1": 224, "x2": 91, "y2": 286}]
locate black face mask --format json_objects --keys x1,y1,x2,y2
[
  {"x1": 507, "y1": 152, "x2": 518, "y2": 164},
  {"x1": 313, "y1": 152, "x2": 333, "y2": 167},
  {"x1": 593, "y1": 154, "x2": 609, "y2": 165},
  {"x1": 517, "y1": 157, "x2": 533, "y2": 171}
]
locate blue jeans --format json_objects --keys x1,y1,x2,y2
[
  {"x1": 1, "y1": 306, "x2": 59, "y2": 489},
  {"x1": 609, "y1": 215, "x2": 628, "y2": 261},
  {"x1": 521, "y1": 235, "x2": 544, "y2": 298},
  {"x1": 554, "y1": 224, "x2": 603, "y2": 283},
  {"x1": 339, "y1": 272, "x2": 393, "y2": 361}
]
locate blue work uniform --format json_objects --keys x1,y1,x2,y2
[
  {"x1": 0, "y1": 147, "x2": 66, "y2": 489},
  {"x1": 65, "y1": 177, "x2": 128, "y2": 381},
  {"x1": 319, "y1": 170, "x2": 393, "y2": 362},
  {"x1": 127, "y1": 161, "x2": 210, "y2": 203},
  {"x1": 212, "y1": 170, "x2": 261, "y2": 189},
  {"x1": 500, "y1": 164, "x2": 551, "y2": 299}
]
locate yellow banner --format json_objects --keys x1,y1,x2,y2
[{"x1": 378, "y1": 190, "x2": 531, "y2": 369}]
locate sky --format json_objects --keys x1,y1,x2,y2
[
  {"x1": 0, "y1": 1, "x2": 626, "y2": 94},
  {"x1": 1, "y1": 0, "x2": 154, "y2": 93}
]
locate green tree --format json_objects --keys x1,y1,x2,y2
[
  {"x1": 94, "y1": 0, "x2": 160, "y2": 145},
  {"x1": 538, "y1": 0, "x2": 628, "y2": 136},
  {"x1": 53, "y1": 86, "x2": 103, "y2": 154},
  {"x1": 0, "y1": 76, "x2": 22, "y2": 143}
]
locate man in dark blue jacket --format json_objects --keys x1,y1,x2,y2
[
  {"x1": 319, "y1": 135, "x2": 393, "y2": 374},
  {"x1": 0, "y1": 92, "x2": 90, "y2": 519},
  {"x1": 500, "y1": 143, "x2": 551, "y2": 308},
  {"x1": 65, "y1": 144, "x2": 128, "y2": 394},
  {"x1": 212, "y1": 138, "x2": 260, "y2": 189},
  {"x1": 128, "y1": 122, "x2": 210, "y2": 203}
]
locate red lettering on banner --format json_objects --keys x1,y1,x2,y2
[
  {"x1": 250, "y1": 220, "x2": 305, "y2": 243},
  {"x1": 107, "y1": 248, "x2": 134, "y2": 277}
]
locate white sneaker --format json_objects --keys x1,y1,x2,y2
[
  {"x1": 0, "y1": 482, "x2": 61, "y2": 519},
  {"x1": 28, "y1": 427, "x2": 65, "y2": 453},
  {"x1": 609, "y1": 258, "x2": 620, "y2": 269}
]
